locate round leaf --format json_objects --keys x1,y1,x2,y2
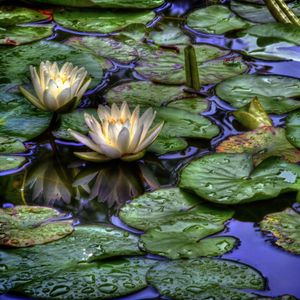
[
  {"x1": 0, "y1": 206, "x2": 73, "y2": 247},
  {"x1": 216, "y1": 75, "x2": 300, "y2": 114},
  {"x1": 180, "y1": 153, "x2": 300, "y2": 205},
  {"x1": 0, "y1": 156, "x2": 26, "y2": 171},
  {"x1": 286, "y1": 110, "x2": 300, "y2": 148}
]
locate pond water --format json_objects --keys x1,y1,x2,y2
[{"x1": 1, "y1": 0, "x2": 300, "y2": 299}]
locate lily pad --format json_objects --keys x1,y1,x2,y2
[
  {"x1": 0, "y1": 40, "x2": 103, "y2": 88},
  {"x1": 135, "y1": 45, "x2": 246, "y2": 85},
  {"x1": 0, "y1": 155, "x2": 26, "y2": 171},
  {"x1": 216, "y1": 126, "x2": 300, "y2": 165},
  {"x1": 18, "y1": 258, "x2": 154, "y2": 300},
  {"x1": 0, "y1": 224, "x2": 143, "y2": 292},
  {"x1": 0, "y1": 6, "x2": 47, "y2": 27},
  {"x1": 260, "y1": 208, "x2": 300, "y2": 254},
  {"x1": 0, "y1": 206, "x2": 73, "y2": 247},
  {"x1": 186, "y1": 5, "x2": 251, "y2": 34},
  {"x1": 54, "y1": 8, "x2": 155, "y2": 33},
  {"x1": 119, "y1": 188, "x2": 234, "y2": 231},
  {"x1": 147, "y1": 258, "x2": 265, "y2": 299},
  {"x1": 180, "y1": 153, "x2": 300, "y2": 205},
  {"x1": 286, "y1": 110, "x2": 300, "y2": 148},
  {"x1": 148, "y1": 136, "x2": 188, "y2": 154},
  {"x1": 0, "y1": 25, "x2": 53, "y2": 46},
  {"x1": 216, "y1": 75, "x2": 300, "y2": 114},
  {"x1": 0, "y1": 137, "x2": 25, "y2": 154}
]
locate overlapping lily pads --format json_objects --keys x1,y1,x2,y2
[
  {"x1": 54, "y1": 9, "x2": 155, "y2": 33},
  {"x1": 216, "y1": 75, "x2": 300, "y2": 114},
  {"x1": 0, "y1": 206, "x2": 73, "y2": 247},
  {"x1": 0, "y1": 40, "x2": 103, "y2": 87},
  {"x1": 147, "y1": 258, "x2": 265, "y2": 299},
  {"x1": 187, "y1": 5, "x2": 251, "y2": 34},
  {"x1": 260, "y1": 208, "x2": 300, "y2": 254},
  {"x1": 216, "y1": 126, "x2": 300, "y2": 165},
  {"x1": 286, "y1": 110, "x2": 300, "y2": 148},
  {"x1": 135, "y1": 45, "x2": 247, "y2": 85},
  {"x1": 180, "y1": 153, "x2": 300, "y2": 205}
]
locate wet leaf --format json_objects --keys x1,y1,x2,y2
[
  {"x1": 187, "y1": 5, "x2": 251, "y2": 34},
  {"x1": 180, "y1": 153, "x2": 300, "y2": 205},
  {"x1": 216, "y1": 75, "x2": 300, "y2": 114},
  {"x1": 120, "y1": 188, "x2": 234, "y2": 231},
  {"x1": 0, "y1": 206, "x2": 73, "y2": 247},
  {"x1": 0, "y1": 224, "x2": 143, "y2": 292},
  {"x1": 135, "y1": 45, "x2": 247, "y2": 85},
  {"x1": 147, "y1": 258, "x2": 265, "y2": 299},
  {"x1": 18, "y1": 258, "x2": 154, "y2": 299},
  {"x1": 0, "y1": 137, "x2": 26, "y2": 154},
  {"x1": 54, "y1": 8, "x2": 155, "y2": 33},
  {"x1": 0, "y1": 25, "x2": 53, "y2": 46},
  {"x1": 260, "y1": 208, "x2": 300, "y2": 254},
  {"x1": 0, "y1": 40, "x2": 103, "y2": 88},
  {"x1": 286, "y1": 110, "x2": 300, "y2": 148},
  {"x1": 216, "y1": 126, "x2": 300, "y2": 165},
  {"x1": 148, "y1": 136, "x2": 188, "y2": 154},
  {"x1": 0, "y1": 156, "x2": 26, "y2": 171}
]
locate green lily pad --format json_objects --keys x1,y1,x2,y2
[
  {"x1": 148, "y1": 136, "x2": 188, "y2": 154},
  {"x1": 149, "y1": 23, "x2": 190, "y2": 45},
  {"x1": 120, "y1": 188, "x2": 234, "y2": 231},
  {"x1": 180, "y1": 153, "x2": 300, "y2": 205},
  {"x1": 0, "y1": 155, "x2": 26, "y2": 171},
  {"x1": 135, "y1": 46, "x2": 246, "y2": 85},
  {"x1": 23, "y1": 0, "x2": 164, "y2": 8},
  {"x1": 0, "y1": 206, "x2": 73, "y2": 247},
  {"x1": 260, "y1": 208, "x2": 300, "y2": 254},
  {"x1": 0, "y1": 6, "x2": 48, "y2": 27},
  {"x1": 147, "y1": 258, "x2": 265, "y2": 299},
  {"x1": 286, "y1": 110, "x2": 300, "y2": 148},
  {"x1": 0, "y1": 25, "x2": 53, "y2": 46},
  {"x1": 216, "y1": 126, "x2": 300, "y2": 165},
  {"x1": 0, "y1": 137, "x2": 25, "y2": 154},
  {"x1": 0, "y1": 224, "x2": 143, "y2": 292},
  {"x1": 216, "y1": 75, "x2": 300, "y2": 114},
  {"x1": 244, "y1": 23, "x2": 300, "y2": 45},
  {"x1": 54, "y1": 8, "x2": 155, "y2": 33},
  {"x1": 18, "y1": 258, "x2": 154, "y2": 300},
  {"x1": 0, "y1": 40, "x2": 103, "y2": 88},
  {"x1": 186, "y1": 5, "x2": 251, "y2": 34}
]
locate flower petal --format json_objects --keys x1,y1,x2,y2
[
  {"x1": 19, "y1": 86, "x2": 47, "y2": 111},
  {"x1": 117, "y1": 127, "x2": 130, "y2": 153},
  {"x1": 68, "y1": 129, "x2": 102, "y2": 153},
  {"x1": 73, "y1": 151, "x2": 111, "y2": 162}
]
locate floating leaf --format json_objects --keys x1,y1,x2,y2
[
  {"x1": 54, "y1": 8, "x2": 155, "y2": 33},
  {"x1": 186, "y1": 5, "x2": 251, "y2": 34},
  {"x1": 135, "y1": 45, "x2": 247, "y2": 85},
  {"x1": 260, "y1": 208, "x2": 300, "y2": 255},
  {"x1": 286, "y1": 110, "x2": 300, "y2": 148},
  {"x1": 216, "y1": 75, "x2": 300, "y2": 114},
  {"x1": 120, "y1": 188, "x2": 234, "y2": 231},
  {"x1": 0, "y1": 156, "x2": 26, "y2": 171},
  {"x1": 0, "y1": 40, "x2": 103, "y2": 88},
  {"x1": 216, "y1": 126, "x2": 300, "y2": 165},
  {"x1": 0, "y1": 206, "x2": 73, "y2": 247},
  {"x1": 0, "y1": 25, "x2": 53, "y2": 46},
  {"x1": 180, "y1": 153, "x2": 300, "y2": 205},
  {"x1": 147, "y1": 258, "x2": 265, "y2": 299}
]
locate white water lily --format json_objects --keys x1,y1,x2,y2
[
  {"x1": 20, "y1": 61, "x2": 91, "y2": 112},
  {"x1": 68, "y1": 102, "x2": 164, "y2": 162}
]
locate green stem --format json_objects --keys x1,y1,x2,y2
[
  {"x1": 184, "y1": 45, "x2": 200, "y2": 91},
  {"x1": 275, "y1": 0, "x2": 300, "y2": 26},
  {"x1": 265, "y1": 0, "x2": 291, "y2": 23}
]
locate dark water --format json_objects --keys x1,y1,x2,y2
[{"x1": 1, "y1": 0, "x2": 300, "y2": 299}]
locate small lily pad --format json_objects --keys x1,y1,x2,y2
[
  {"x1": 135, "y1": 45, "x2": 246, "y2": 85},
  {"x1": 216, "y1": 126, "x2": 300, "y2": 165},
  {"x1": 180, "y1": 153, "x2": 300, "y2": 205},
  {"x1": 147, "y1": 258, "x2": 265, "y2": 299},
  {"x1": 0, "y1": 25, "x2": 53, "y2": 46},
  {"x1": 0, "y1": 206, "x2": 73, "y2": 247},
  {"x1": 216, "y1": 75, "x2": 300, "y2": 114},
  {"x1": 0, "y1": 156, "x2": 26, "y2": 171},
  {"x1": 187, "y1": 5, "x2": 251, "y2": 34},
  {"x1": 54, "y1": 8, "x2": 155, "y2": 33},
  {"x1": 286, "y1": 110, "x2": 300, "y2": 148},
  {"x1": 260, "y1": 208, "x2": 300, "y2": 255}
]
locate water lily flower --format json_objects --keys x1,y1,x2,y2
[
  {"x1": 19, "y1": 61, "x2": 91, "y2": 112},
  {"x1": 68, "y1": 102, "x2": 164, "y2": 162}
]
